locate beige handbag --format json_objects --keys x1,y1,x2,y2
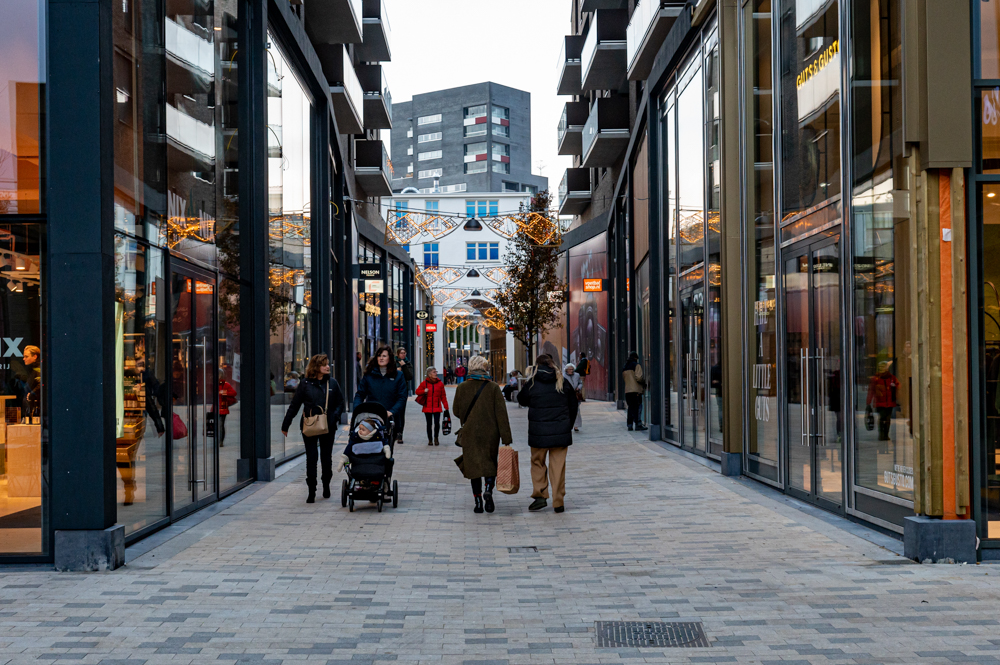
[{"x1": 302, "y1": 383, "x2": 330, "y2": 437}]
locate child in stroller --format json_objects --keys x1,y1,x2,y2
[{"x1": 339, "y1": 402, "x2": 399, "y2": 511}]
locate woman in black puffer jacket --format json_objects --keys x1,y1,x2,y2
[
  {"x1": 517, "y1": 354, "x2": 578, "y2": 514},
  {"x1": 353, "y1": 346, "x2": 409, "y2": 438},
  {"x1": 282, "y1": 354, "x2": 345, "y2": 504}
]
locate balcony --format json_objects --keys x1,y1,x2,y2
[
  {"x1": 556, "y1": 35, "x2": 586, "y2": 96},
  {"x1": 355, "y1": 139, "x2": 393, "y2": 197},
  {"x1": 582, "y1": 0, "x2": 626, "y2": 9},
  {"x1": 558, "y1": 169, "x2": 591, "y2": 216},
  {"x1": 305, "y1": 0, "x2": 363, "y2": 46},
  {"x1": 557, "y1": 101, "x2": 589, "y2": 156},
  {"x1": 581, "y1": 97, "x2": 630, "y2": 168},
  {"x1": 581, "y1": 9, "x2": 628, "y2": 91},
  {"x1": 627, "y1": 0, "x2": 686, "y2": 81},
  {"x1": 357, "y1": 64, "x2": 392, "y2": 130},
  {"x1": 356, "y1": 0, "x2": 391, "y2": 62},
  {"x1": 315, "y1": 44, "x2": 364, "y2": 134}
]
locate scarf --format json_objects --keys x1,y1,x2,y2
[{"x1": 468, "y1": 372, "x2": 492, "y2": 382}]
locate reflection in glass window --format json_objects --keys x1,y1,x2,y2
[
  {"x1": 267, "y1": 34, "x2": 313, "y2": 463},
  {"x1": 982, "y1": 0, "x2": 1000, "y2": 79},
  {"x1": 0, "y1": 224, "x2": 44, "y2": 555},
  {"x1": 744, "y1": 0, "x2": 778, "y2": 479},
  {"x1": 779, "y1": 0, "x2": 841, "y2": 220},
  {"x1": 849, "y1": 0, "x2": 912, "y2": 504},
  {"x1": 0, "y1": 0, "x2": 45, "y2": 214}
]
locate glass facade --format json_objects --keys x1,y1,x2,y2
[
  {"x1": 0, "y1": 0, "x2": 45, "y2": 215},
  {"x1": 268, "y1": 35, "x2": 313, "y2": 463},
  {"x1": 656, "y1": 25, "x2": 725, "y2": 457}
]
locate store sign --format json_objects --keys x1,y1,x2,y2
[
  {"x1": 796, "y1": 39, "x2": 840, "y2": 122},
  {"x1": 463, "y1": 344, "x2": 471, "y2": 350},
  {"x1": 425, "y1": 323, "x2": 438, "y2": 332},
  {"x1": 357, "y1": 263, "x2": 383, "y2": 280},
  {"x1": 883, "y1": 464, "x2": 914, "y2": 491},
  {"x1": 365, "y1": 280, "x2": 384, "y2": 294},
  {"x1": 450, "y1": 342, "x2": 457, "y2": 349},
  {"x1": 583, "y1": 278, "x2": 604, "y2": 293},
  {"x1": 416, "y1": 310, "x2": 430, "y2": 320}
]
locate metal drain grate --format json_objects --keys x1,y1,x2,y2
[
  {"x1": 596, "y1": 621, "x2": 709, "y2": 648},
  {"x1": 507, "y1": 546, "x2": 538, "y2": 553}
]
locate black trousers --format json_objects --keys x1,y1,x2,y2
[
  {"x1": 625, "y1": 393, "x2": 642, "y2": 427},
  {"x1": 877, "y1": 406, "x2": 894, "y2": 441},
  {"x1": 218, "y1": 413, "x2": 227, "y2": 446},
  {"x1": 471, "y1": 477, "x2": 496, "y2": 496},
  {"x1": 395, "y1": 409, "x2": 406, "y2": 440},
  {"x1": 303, "y1": 432, "x2": 336, "y2": 490},
  {"x1": 425, "y1": 412, "x2": 441, "y2": 440}
]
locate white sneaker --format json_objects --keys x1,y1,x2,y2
[
  {"x1": 383, "y1": 445, "x2": 391, "y2": 459},
  {"x1": 336, "y1": 453, "x2": 349, "y2": 472}
]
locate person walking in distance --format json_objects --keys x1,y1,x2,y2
[
  {"x1": 518, "y1": 354, "x2": 578, "y2": 513},
  {"x1": 454, "y1": 355, "x2": 512, "y2": 514},
  {"x1": 353, "y1": 346, "x2": 408, "y2": 442},
  {"x1": 218, "y1": 367, "x2": 238, "y2": 447},
  {"x1": 416, "y1": 367, "x2": 449, "y2": 445},
  {"x1": 563, "y1": 363, "x2": 583, "y2": 433},
  {"x1": 623, "y1": 351, "x2": 647, "y2": 431},
  {"x1": 395, "y1": 348, "x2": 414, "y2": 443},
  {"x1": 454, "y1": 361, "x2": 467, "y2": 384},
  {"x1": 576, "y1": 352, "x2": 590, "y2": 400},
  {"x1": 281, "y1": 354, "x2": 345, "y2": 503}
]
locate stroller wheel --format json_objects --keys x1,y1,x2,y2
[
  {"x1": 377, "y1": 498, "x2": 383, "y2": 512},
  {"x1": 392, "y1": 480, "x2": 399, "y2": 508},
  {"x1": 348, "y1": 497, "x2": 354, "y2": 512},
  {"x1": 341, "y1": 479, "x2": 348, "y2": 507}
]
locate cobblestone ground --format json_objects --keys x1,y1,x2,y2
[{"x1": 3, "y1": 393, "x2": 1000, "y2": 665}]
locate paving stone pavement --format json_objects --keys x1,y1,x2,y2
[{"x1": 3, "y1": 392, "x2": 1000, "y2": 665}]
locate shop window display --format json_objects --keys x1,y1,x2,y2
[
  {"x1": 849, "y1": 0, "x2": 913, "y2": 504},
  {"x1": 0, "y1": 224, "x2": 44, "y2": 555},
  {"x1": 981, "y1": 184, "x2": 1000, "y2": 536}
]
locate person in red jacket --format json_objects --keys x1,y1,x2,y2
[
  {"x1": 866, "y1": 361, "x2": 900, "y2": 442},
  {"x1": 416, "y1": 367, "x2": 449, "y2": 446},
  {"x1": 218, "y1": 369, "x2": 238, "y2": 447}
]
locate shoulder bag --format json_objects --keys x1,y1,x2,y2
[
  {"x1": 454, "y1": 380, "x2": 489, "y2": 447},
  {"x1": 302, "y1": 382, "x2": 330, "y2": 437}
]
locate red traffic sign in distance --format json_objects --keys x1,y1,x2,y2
[{"x1": 425, "y1": 323, "x2": 438, "y2": 332}]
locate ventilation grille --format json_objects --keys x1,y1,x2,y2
[{"x1": 596, "y1": 621, "x2": 709, "y2": 648}]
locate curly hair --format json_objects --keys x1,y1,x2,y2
[
  {"x1": 364, "y1": 346, "x2": 398, "y2": 377},
  {"x1": 304, "y1": 354, "x2": 330, "y2": 380}
]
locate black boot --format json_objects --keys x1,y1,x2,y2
[
  {"x1": 307, "y1": 488, "x2": 316, "y2": 504},
  {"x1": 474, "y1": 495, "x2": 484, "y2": 513},
  {"x1": 484, "y1": 478, "x2": 495, "y2": 513},
  {"x1": 322, "y1": 481, "x2": 331, "y2": 499}
]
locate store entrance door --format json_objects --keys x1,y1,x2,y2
[
  {"x1": 169, "y1": 265, "x2": 218, "y2": 516},
  {"x1": 783, "y1": 236, "x2": 843, "y2": 508},
  {"x1": 679, "y1": 283, "x2": 706, "y2": 453}
]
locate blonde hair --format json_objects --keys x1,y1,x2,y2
[
  {"x1": 468, "y1": 355, "x2": 490, "y2": 375},
  {"x1": 535, "y1": 354, "x2": 564, "y2": 393}
]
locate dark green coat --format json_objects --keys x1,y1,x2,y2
[{"x1": 453, "y1": 378, "x2": 513, "y2": 479}]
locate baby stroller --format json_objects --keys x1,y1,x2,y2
[{"x1": 341, "y1": 402, "x2": 399, "y2": 512}]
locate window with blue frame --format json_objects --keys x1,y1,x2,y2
[
  {"x1": 465, "y1": 200, "x2": 500, "y2": 218},
  {"x1": 394, "y1": 200, "x2": 408, "y2": 228},
  {"x1": 423, "y1": 243, "x2": 439, "y2": 267},
  {"x1": 466, "y1": 242, "x2": 500, "y2": 261}
]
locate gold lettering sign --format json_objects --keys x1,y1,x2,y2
[{"x1": 796, "y1": 40, "x2": 839, "y2": 89}]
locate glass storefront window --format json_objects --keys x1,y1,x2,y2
[
  {"x1": 218, "y1": 276, "x2": 249, "y2": 492},
  {"x1": 267, "y1": 34, "x2": 314, "y2": 463},
  {"x1": 849, "y1": 0, "x2": 912, "y2": 504},
  {"x1": 981, "y1": 184, "x2": 1000, "y2": 536},
  {"x1": 705, "y1": 31, "x2": 724, "y2": 450},
  {"x1": 779, "y1": 0, "x2": 841, "y2": 225},
  {"x1": 114, "y1": 236, "x2": 169, "y2": 534},
  {"x1": 981, "y1": 0, "x2": 1000, "y2": 80},
  {"x1": 745, "y1": 0, "x2": 779, "y2": 481},
  {"x1": 0, "y1": 0, "x2": 45, "y2": 214},
  {"x1": 0, "y1": 224, "x2": 44, "y2": 555},
  {"x1": 661, "y1": 91, "x2": 679, "y2": 441}
]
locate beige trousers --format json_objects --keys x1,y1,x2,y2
[{"x1": 530, "y1": 446, "x2": 567, "y2": 508}]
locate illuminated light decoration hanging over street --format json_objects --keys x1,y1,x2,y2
[{"x1": 382, "y1": 207, "x2": 561, "y2": 247}]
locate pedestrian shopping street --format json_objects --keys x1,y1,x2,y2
[{"x1": 2, "y1": 395, "x2": 1000, "y2": 665}]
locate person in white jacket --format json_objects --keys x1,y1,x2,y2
[{"x1": 564, "y1": 363, "x2": 583, "y2": 433}]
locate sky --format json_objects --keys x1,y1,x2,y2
[{"x1": 382, "y1": 0, "x2": 574, "y2": 193}]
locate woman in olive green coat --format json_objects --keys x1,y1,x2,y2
[{"x1": 454, "y1": 355, "x2": 513, "y2": 514}]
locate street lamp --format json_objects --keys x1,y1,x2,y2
[
  {"x1": 466, "y1": 268, "x2": 481, "y2": 278},
  {"x1": 463, "y1": 216, "x2": 483, "y2": 231}
]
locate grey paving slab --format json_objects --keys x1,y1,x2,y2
[{"x1": 2, "y1": 394, "x2": 999, "y2": 665}]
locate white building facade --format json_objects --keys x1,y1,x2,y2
[{"x1": 384, "y1": 191, "x2": 533, "y2": 379}]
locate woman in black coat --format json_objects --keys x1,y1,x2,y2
[
  {"x1": 282, "y1": 353, "x2": 345, "y2": 503},
  {"x1": 517, "y1": 354, "x2": 578, "y2": 514},
  {"x1": 353, "y1": 346, "x2": 408, "y2": 440}
]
